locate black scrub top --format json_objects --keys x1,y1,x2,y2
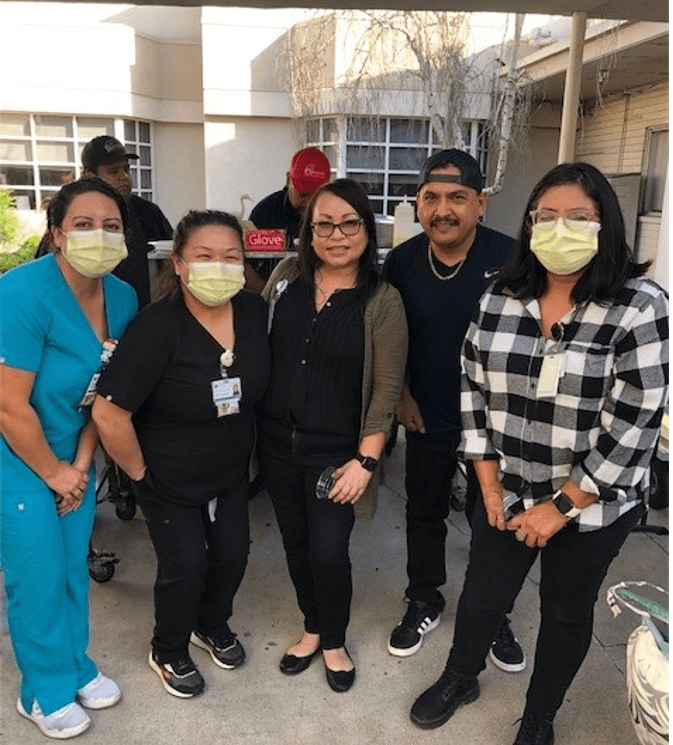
[{"x1": 97, "y1": 290, "x2": 270, "y2": 504}]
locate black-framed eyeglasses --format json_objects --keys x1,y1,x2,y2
[{"x1": 311, "y1": 218, "x2": 364, "y2": 238}]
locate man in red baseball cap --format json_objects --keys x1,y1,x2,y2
[{"x1": 247, "y1": 148, "x2": 331, "y2": 290}]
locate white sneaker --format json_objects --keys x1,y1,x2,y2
[
  {"x1": 77, "y1": 672, "x2": 122, "y2": 709},
  {"x1": 17, "y1": 698, "x2": 91, "y2": 739}
]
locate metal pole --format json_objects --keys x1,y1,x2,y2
[{"x1": 557, "y1": 11, "x2": 587, "y2": 163}]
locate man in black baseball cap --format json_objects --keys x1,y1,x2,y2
[
  {"x1": 82, "y1": 135, "x2": 172, "y2": 308},
  {"x1": 382, "y1": 150, "x2": 523, "y2": 673}
]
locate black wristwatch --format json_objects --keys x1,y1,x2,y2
[
  {"x1": 551, "y1": 490, "x2": 582, "y2": 519},
  {"x1": 355, "y1": 452, "x2": 379, "y2": 472}
]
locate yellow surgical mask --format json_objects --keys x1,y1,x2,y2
[
  {"x1": 63, "y1": 228, "x2": 128, "y2": 278},
  {"x1": 185, "y1": 261, "x2": 245, "y2": 306},
  {"x1": 530, "y1": 219, "x2": 600, "y2": 276}
]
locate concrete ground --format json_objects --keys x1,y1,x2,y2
[{"x1": 1, "y1": 431, "x2": 668, "y2": 745}]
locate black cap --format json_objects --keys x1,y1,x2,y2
[
  {"x1": 82, "y1": 135, "x2": 139, "y2": 172},
  {"x1": 417, "y1": 149, "x2": 484, "y2": 193}
]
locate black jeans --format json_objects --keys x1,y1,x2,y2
[
  {"x1": 133, "y1": 473, "x2": 250, "y2": 663},
  {"x1": 258, "y1": 422, "x2": 356, "y2": 649},
  {"x1": 404, "y1": 431, "x2": 461, "y2": 608},
  {"x1": 447, "y1": 496, "x2": 644, "y2": 716}
]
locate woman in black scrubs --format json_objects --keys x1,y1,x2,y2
[
  {"x1": 259, "y1": 179, "x2": 407, "y2": 692},
  {"x1": 93, "y1": 210, "x2": 270, "y2": 699}
]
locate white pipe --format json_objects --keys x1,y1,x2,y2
[{"x1": 557, "y1": 11, "x2": 587, "y2": 163}]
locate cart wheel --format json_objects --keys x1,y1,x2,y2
[
  {"x1": 90, "y1": 562, "x2": 115, "y2": 583},
  {"x1": 115, "y1": 499, "x2": 137, "y2": 521},
  {"x1": 649, "y1": 457, "x2": 669, "y2": 510}
]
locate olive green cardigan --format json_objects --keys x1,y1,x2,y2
[{"x1": 262, "y1": 256, "x2": 408, "y2": 520}]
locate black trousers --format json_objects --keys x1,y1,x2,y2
[
  {"x1": 447, "y1": 497, "x2": 643, "y2": 716},
  {"x1": 404, "y1": 431, "x2": 461, "y2": 608},
  {"x1": 133, "y1": 473, "x2": 250, "y2": 663},
  {"x1": 258, "y1": 422, "x2": 356, "y2": 650}
]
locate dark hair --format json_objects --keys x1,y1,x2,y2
[
  {"x1": 297, "y1": 178, "x2": 380, "y2": 305},
  {"x1": 156, "y1": 209, "x2": 244, "y2": 300},
  {"x1": 40, "y1": 178, "x2": 128, "y2": 255},
  {"x1": 498, "y1": 162, "x2": 649, "y2": 303}
]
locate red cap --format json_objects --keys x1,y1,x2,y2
[{"x1": 289, "y1": 148, "x2": 330, "y2": 194}]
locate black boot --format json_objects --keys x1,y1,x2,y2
[
  {"x1": 410, "y1": 668, "x2": 479, "y2": 729},
  {"x1": 512, "y1": 709, "x2": 555, "y2": 745}
]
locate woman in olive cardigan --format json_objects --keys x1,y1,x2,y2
[{"x1": 259, "y1": 179, "x2": 408, "y2": 692}]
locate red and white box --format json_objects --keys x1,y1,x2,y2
[{"x1": 244, "y1": 229, "x2": 286, "y2": 252}]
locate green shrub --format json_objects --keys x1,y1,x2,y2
[
  {"x1": 0, "y1": 190, "x2": 20, "y2": 248},
  {"x1": 0, "y1": 242, "x2": 36, "y2": 274}
]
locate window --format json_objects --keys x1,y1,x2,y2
[
  {"x1": 307, "y1": 116, "x2": 487, "y2": 215},
  {"x1": 642, "y1": 128, "x2": 668, "y2": 214},
  {"x1": 0, "y1": 114, "x2": 157, "y2": 209}
]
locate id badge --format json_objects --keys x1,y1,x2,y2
[
  {"x1": 212, "y1": 376, "x2": 242, "y2": 417},
  {"x1": 79, "y1": 372, "x2": 101, "y2": 407},
  {"x1": 537, "y1": 353, "x2": 564, "y2": 398}
]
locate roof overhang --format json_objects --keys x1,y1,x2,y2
[{"x1": 17, "y1": 0, "x2": 670, "y2": 22}]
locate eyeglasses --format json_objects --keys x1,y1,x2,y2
[
  {"x1": 530, "y1": 208, "x2": 600, "y2": 233},
  {"x1": 311, "y1": 218, "x2": 364, "y2": 238}
]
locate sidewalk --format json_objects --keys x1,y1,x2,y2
[{"x1": 1, "y1": 432, "x2": 668, "y2": 745}]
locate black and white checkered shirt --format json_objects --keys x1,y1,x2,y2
[{"x1": 460, "y1": 278, "x2": 669, "y2": 531}]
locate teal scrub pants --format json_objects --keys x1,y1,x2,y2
[{"x1": 1, "y1": 469, "x2": 98, "y2": 716}]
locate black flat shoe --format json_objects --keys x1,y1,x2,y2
[
  {"x1": 325, "y1": 666, "x2": 355, "y2": 692},
  {"x1": 279, "y1": 649, "x2": 318, "y2": 675}
]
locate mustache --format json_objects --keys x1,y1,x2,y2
[{"x1": 430, "y1": 217, "x2": 459, "y2": 228}]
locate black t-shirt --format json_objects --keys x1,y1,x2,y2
[
  {"x1": 112, "y1": 196, "x2": 173, "y2": 309},
  {"x1": 97, "y1": 290, "x2": 270, "y2": 504},
  {"x1": 262, "y1": 277, "x2": 364, "y2": 441},
  {"x1": 249, "y1": 188, "x2": 303, "y2": 281},
  {"x1": 382, "y1": 224, "x2": 515, "y2": 441}
]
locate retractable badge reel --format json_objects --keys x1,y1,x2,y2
[
  {"x1": 212, "y1": 349, "x2": 242, "y2": 417},
  {"x1": 79, "y1": 339, "x2": 118, "y2": 408}
]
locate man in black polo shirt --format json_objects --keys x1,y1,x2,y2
[
  {"x1": 382, "y1": 149, "x2": 524, "y2": 672},
  {"x1": 246, "y1": 147, "x2": 330, "y2": 289},
  {"x1": 82, "y1": 135, "x2": 173, "y2": 308}
]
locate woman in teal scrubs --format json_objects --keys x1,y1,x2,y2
[{"x1": 0, "y1": 178, "x2": 137, "y2": 739}]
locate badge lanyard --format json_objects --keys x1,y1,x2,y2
[
  {"x1": 79, "y1": 339, "x2": 118, "y2": 408},
  {"x1": 537, "y1": 322, "x2": 565, "y2": 398}
]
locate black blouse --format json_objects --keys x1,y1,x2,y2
[
  {"x1": 97, "y1": 290, "x2": 270, "y2": 504},
  {"x1": 263, "y1": 278, "x2": 364, "y2": 439}
]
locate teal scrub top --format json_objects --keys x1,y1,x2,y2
[{"x1": 0, "y1": 254, "x2": 137, "y2": 491}]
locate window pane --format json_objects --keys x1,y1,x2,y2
[
  {"x1": 306, "y1": 119, "x2": 320, "y2": 142},
  {"x1": 643, "y1": 130, "x2": 668, "y2": 212},
  {"x1": 139, "y1": 145, "x2": 151, "y2": 167},
  {"x1": 140, "y1": 170, "x2": 152, "y2": 189},
  {"x1": 78, "y1": 118, "x2": 113, "y2": 140},
  {"x1": 138, "y1": 122, "x2": 151, "y2": 143},
  {"x1": 390, "y1": 119, "x2": 427, "y2": 144},
  {"x1": 36, "y1": 142, "x2": 74, "y2": 162},
  {"x1": 348, "y1": 173, "x2": 383, "y2": 196},
  {"x1": 13, "y1": 190, "x2": 36, "y2": 210},
  {"x1": 322, "y1": 118, "x2": 338, "y2": 142},
  {"x1": 1, "y1": 140, "x2": 31, "y2": 161},
  {"x1": 389, "y1": 147, "x2": 427, "y2": 171},
  {"x1": 0, "y1": 114, "x2": 30, "y2": 137},
  {"x1": 347, "y1": 118, "x2": 385, "y2": 143},
  {"x1": 39, "y1": 166, "x2": 75, "y2": 187},
  {"x1": 347, "y1": 145, "x2": 384, "y2": 170},
  {"x1": 388, "y1": 173, "x2": 418, "y2": 199},
  {"x1": 35, "y1": 117, "x2": 72, "y2": 138},
  {"x1": 322, "y1": 145, "x2": 337, "y2": 168},
  {"x1": 0, "y1": 165, "x2": 34, "y2": 185},
  {"x1": 124, "y1": 120, "x2": 136, "y2": 141}
]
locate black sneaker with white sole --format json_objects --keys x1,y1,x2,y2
[
  {"x1": 148, "y1": 650, "x2": 205, "y2": 698},
  {"x1": 489, "y1": 616, "x2": 526, "y2": 673},
  {"x1": 388, "y1": 599, "x2": 442, "y2": 657},
  {"x1": 190, "y1": 626, "x2": 245, "y2": 669}
]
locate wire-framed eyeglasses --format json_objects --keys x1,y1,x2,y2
[
  {"x1": 311, "y1": 218, "x2": 364, "y2": 238},
  {"x1": 530, "y1": 208, "x2": 600, "y2": 233}
]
